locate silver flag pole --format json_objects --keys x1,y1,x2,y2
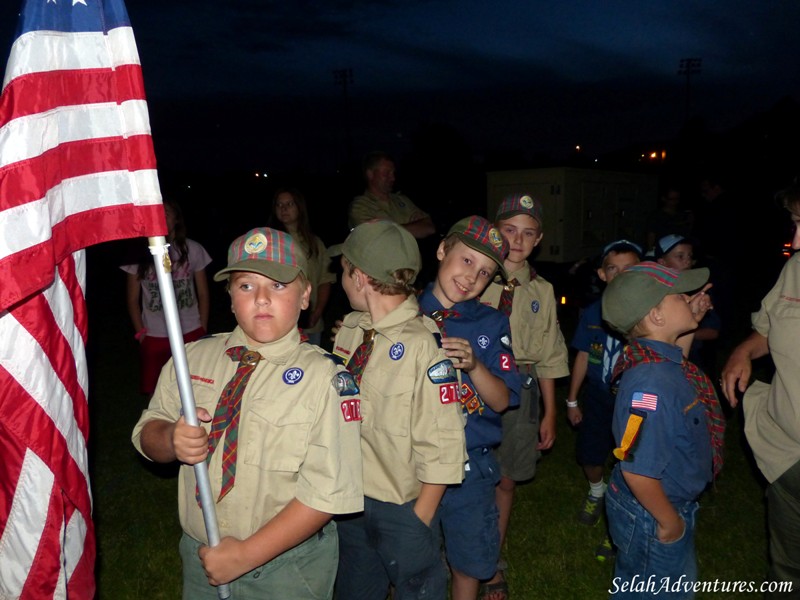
[{"x1": 148, "y1": 236, "x2": 231, "y2": 600}]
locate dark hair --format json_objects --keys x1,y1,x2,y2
[
  {"x1": 268, "y1": 187, "x2": 318, "y2": 258},
  {"x1": 362, "y1": 150, "x2": 393, "y2": 175},
  {"x1": 776, "y1": 182, "x2": 800, "y2": 213},
  {"x1": 137, "y1": 198, "x2": 188, "y2": 279}
]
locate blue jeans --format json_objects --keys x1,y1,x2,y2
[
  {"x1": 606, "y1": 469, "x2": 699, "y2": 599},
  {"x1": 336, "y1": 497, "x2": 447, "y2": 600}
]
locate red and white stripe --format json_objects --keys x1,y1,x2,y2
[
  {"x1": 0, "y1": 4, "x2": 165, "y2": 598},
  {"x1": 0, "y1": 24, "x2": 164, "y2": 312}
]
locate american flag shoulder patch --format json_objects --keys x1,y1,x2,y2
[{"x1": 631, "y1": 391, "x2": 658, "y2": 411}]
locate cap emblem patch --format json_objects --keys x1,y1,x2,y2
[
  {"x1": 520, "y1": 195, "x2": 534, "y2": 208},
  {"x1": 489, "y1": 228, "x2": 503, "y2": 248},
  {"x1": 244, "y1": 233, "x2": 268, "y2": 255}
]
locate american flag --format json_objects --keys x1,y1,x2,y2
[
  {"x1": 0, "y1": 1, "x2": 165, "y2": 598},
  {"x1": 631, "y1": 391, "x2": 659, "y2": 411}
]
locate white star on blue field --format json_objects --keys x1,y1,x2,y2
[{"x1": 2, "y1": 1, "x2": 799, "y2": 171}]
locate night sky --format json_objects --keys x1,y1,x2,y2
[{"x1": 3, "y1": 1, "x2": 800, "y2": 175}]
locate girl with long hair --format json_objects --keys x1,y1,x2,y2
[
  {"x1": 269, "y1": 187, "x2": 334, "y2": 346},
  {"x1": 121, "y1": 199, "x2": 212, "y2": 396}
]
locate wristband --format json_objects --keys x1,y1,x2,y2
[
  {"x1": 566, "y1": 399, "x2": 579, "y2": 408},
  {"x1": 134, "y1": 327, "x2": 147, "y2": 341}
]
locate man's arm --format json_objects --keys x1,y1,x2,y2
[
  {"x1": 720, "y1": 331, "x2": 770, "y2": 407},
  {"x1": 403, "y1": 215, "x2": 436, "y2": 239}
]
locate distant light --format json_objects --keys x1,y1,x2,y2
[
  {"x1": 254, "y1": 173, "x2": 260, "y2": 177},
  {"x1": 263, "y1": 173, "x2": 268, "y2": 178},
  {"x1": 575, "y1": 145, "x2": 581, "y2": 151},
  {"x1": 560, "y1": 296, "x2": 567, "y2": 305},
  {"x1": 186, "y1": 185, "x2": 191, "y2": 189},
  {"x1": 661, "y1": 150, "x2": 667, "y2": 159},
  {"x1": 650, "y1": 152, "x2": 657, "y2": 159},
  {"x1": 594, "y1": 159, "x2": 598, "y2": 163}
]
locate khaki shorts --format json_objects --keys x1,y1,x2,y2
[{"x1": 495, "y1": 366, "x2": 540, "y2": 482}]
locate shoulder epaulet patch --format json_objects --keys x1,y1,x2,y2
[
  {"x1": 428, "y1": 359, "x2": 457, "y2": 384},
  {"x1": 500, "y1": 334, "x2": 512, "y2": 350},
  {"x1": 333, "y1": 371, "x2": 360, "y2": 396},
  {"x1": 202, "y1": 331, "x2": 230, "y2": 341},
  {"x1": 323, "y1": 352, "x2": 346, "y2": 366}
]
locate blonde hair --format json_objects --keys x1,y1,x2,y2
[{"x1": 342, "y1": 258, "x2": 416, "y2": 297}]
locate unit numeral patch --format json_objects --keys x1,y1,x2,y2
[{"x1": 340, "y1": 399, "x2": 362, "y2": 422}]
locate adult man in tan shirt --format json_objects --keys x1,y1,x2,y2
[{"x1": 348, "y1": 151, "x2": 436, "y2": 239}]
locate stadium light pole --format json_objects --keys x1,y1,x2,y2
[
  {"x1": 333, "y1": 68, "x2": 354, "y2": 163},
  {"x1": 678, "y1": 57, "x2": 702, "y2": 123}
]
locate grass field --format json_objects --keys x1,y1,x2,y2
[{"x1": 86, "y1": 258, "x2": 771, "y2": 599}]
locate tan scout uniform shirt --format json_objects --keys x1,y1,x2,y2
[
  {"x1": 333, "y1": 296, "x2": 467, "y2": 504},
  {"x1": 348, "y1": 191, "x2": 430, "y2": 230},
  {"x1": 294, "y1": 233, "x2": 335, "y2": 336},
  {"x1": 481, "y1": 265, "x2": 569, "y2": 379},
  {"x1": 132, "y1": 327, "x2": 364, "y2": 543},
  {"x1": 743, "y1": 252, "x2": 800, "y2": 483}
]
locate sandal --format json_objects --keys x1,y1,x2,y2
[{"x1": 479, "y1": 572, "x2": 509, "y2": 600}]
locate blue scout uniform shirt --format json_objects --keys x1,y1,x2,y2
[
  {"x1": 611, "y1": 338, "x2": 713, "y2": 505},
  {"x1": 570, "y1": 299, "x2": 623, "y2": 395},
  {"x1": 419, "y1": 285, "x2": 521, "y2": 450}
]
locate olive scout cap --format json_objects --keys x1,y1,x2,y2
[
  {"x1": 213, "y1": 227, "x2": 307, "y2": 283},
  {"x1": 447, "y1": 215, "x2": 509, "y2": 279},
  {"x1": 602, "y1": 261, "x2": 709, "y2": 334},
  {"x1": 495, "y1": 193, "x2": 544, "y2": 226},
  {"x1": 328, "y1": 220, "x2": 421, "y2": 285}
]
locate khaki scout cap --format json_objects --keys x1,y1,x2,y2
[{"x1": 329, "y1": 220, "x2": 421, "y2": 285}]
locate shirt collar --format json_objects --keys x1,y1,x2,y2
[
  {"x1": 634, "y1": 337, "x2": 684, "y2": 364},
  {"x1": 226, "y1": 326, "x2": 300, "y2": 364},
  {"x1": 355, "y1": 295, "x2": 422, "y2": 344},
  {"x1": 419, "y1": 283, "x2": 480, "y2": 316},
  {"x1": 507, "y1": 264, "x2": 532, "y2": 284}
]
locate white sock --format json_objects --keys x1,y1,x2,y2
[{"x1": 589, "y1": 480, "x2": 607, "y2": 498}]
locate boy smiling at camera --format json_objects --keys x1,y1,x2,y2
[{"x1": 418, "y1": 216, "x2": 522, "y2": 600}]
